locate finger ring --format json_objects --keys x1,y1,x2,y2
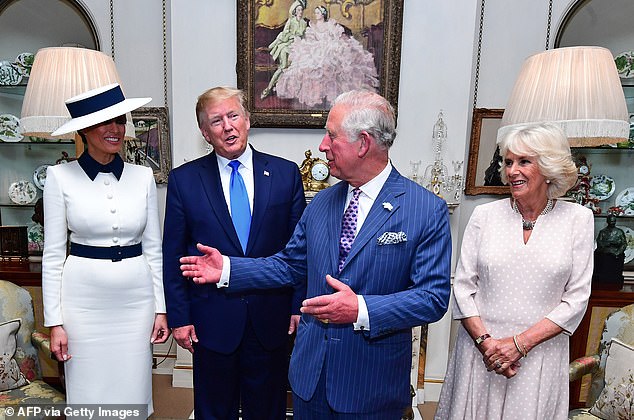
[
  {"x1": 321, "y1": 318, "x2": 329, "y2": 324},
  {"x1": 495, "y1": 360, "x2": 502, "y2": 369}
]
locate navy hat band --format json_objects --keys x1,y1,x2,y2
[{"x1": 66, "y1": 85, "x2": 126, "y2": 118}]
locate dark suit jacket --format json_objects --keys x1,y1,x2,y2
[
  {"x1": 162, "y1": 147, "x2": 306, "y2": 353},
  {"x1": 229, "y1": 168, "x2": 452, "y2": 412}
]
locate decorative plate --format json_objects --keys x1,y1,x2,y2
[
  {"x1": 0, "y1": 60, "x2": 22, "y2": 85},
  {"x1": 8, "y1": 180, "x2": 37, "y2": 205},
  {"x1": 14, "y1": 52, "x2": 34, "y2": 76},
  {"x1": 33, "y1": 164, "x2": 50, "y2": 190},
  {"x1": 615, "y1": 187, "x2": 634, "y2": 216},
  {"x1": 589, "y1": 175, "x2": 616, "y2": 201},
  {"x1": 0, "y1": 113, "x2": 23, "y2": 142},
  {"x1": 27, "y1": 224, "x2": 44, "y2": 252},
  {"x1": 615, "y1": 51, "x2": 634, "y2": 79},
  {"x1": 623, "y1": 227, "x2": 634, "y2": 264}
]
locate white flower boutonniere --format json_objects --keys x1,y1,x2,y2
[{"x1": 382, "y1": 202, "x2": 393, "y2": 211}]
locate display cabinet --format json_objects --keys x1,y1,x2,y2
[
  {"x1": 568, "y1": 82, "x2": 634, "y2": 273},
  {"x1": 570, "y1": 148, "x2": 634, "y2": 269},
  {"x1": 0, "y1": 0, "x2": 98, "y2": 257},
  {"x1": 0, "y1": 84, "x2": 76, "y2": 256}
]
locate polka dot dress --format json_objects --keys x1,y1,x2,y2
[{"x1": 435, "y1": 198, "x2": 594, "y2": 420}]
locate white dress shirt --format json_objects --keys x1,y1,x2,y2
[
  {"x1": 215, "y1": 146, "x2": 254, "y2": 214},
  {"x1": 348, "y1": 162, "x2": 392, "y2": 331}
]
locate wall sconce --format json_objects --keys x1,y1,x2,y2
[{"x1": 413, "y1": 110, "x2": 462, "y2": 211}]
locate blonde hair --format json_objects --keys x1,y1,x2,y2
[
  {"x1": 195, "y1": 87, "x2": 248, "y2": 127},
  {"x1": 497, "y1": 123, "x2": 578, "y2": 198}
]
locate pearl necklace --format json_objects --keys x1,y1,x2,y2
[{"x1": 512, "y1": 198, "x2": 554, "y2": 230}]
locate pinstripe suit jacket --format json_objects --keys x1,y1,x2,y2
[{"x1": 229, "y1": 167, "x2": 452, "y2": 413}]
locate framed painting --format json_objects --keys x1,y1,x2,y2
[
  {"x1": 465, "y1": 108, "x2": 509, "y2": 196},
  {"x1": 237, "y1": 0, "x2": 403, "y2": 128},
  {"x1": 122, "y1": 107, "x2": 172, "y2": 184}
]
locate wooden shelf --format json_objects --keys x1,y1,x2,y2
[{"x1": 0, "y1": 260, "x2": 42, "y2": 286}]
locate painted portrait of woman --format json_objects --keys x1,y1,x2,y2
[
  {"x1": 252, "y1": 1, "x2": 388, "y2": 112},
  {"x1": 274, "y1": 6, "x2": 378, "y2": 108}
]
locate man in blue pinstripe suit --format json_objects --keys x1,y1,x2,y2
[{"x1": 180, "y1": 90, "x2": 452, "y2": 419}]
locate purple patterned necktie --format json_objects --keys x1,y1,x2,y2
[{"x1": 338, "y1": 188, "x2": 361, "y2": 272}]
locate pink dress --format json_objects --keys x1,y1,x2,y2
[
  {"x1": 435, "y1": 199, "x2": 594, "y2": 420},
  {"x1": 276, "y1": 19, "x2": 378, "y2": 108}
]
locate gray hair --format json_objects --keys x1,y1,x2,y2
[
  {"x1": 196, "y1": 86, "x2": 249, "y2": 127},
  {"x1": 332, "y1": 90, "x2": 396, "y2": 149},
  {"x1": 497, "y1": 123, "x2": 578, "y2": 198}
]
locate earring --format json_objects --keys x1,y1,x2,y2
[{"x1": 546, "y1": 179, "x2": 551, "y2": 184}]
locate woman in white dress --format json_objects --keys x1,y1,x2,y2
[
  {"x1": 435, "y1": 123, "x2": 594, "y2": 419},
  {"x1": 42, "y1": 84, "x2": 169, "y2": 415},
  {"x1": 276, "y1": 6, "x2": 379, "y2": 108}
]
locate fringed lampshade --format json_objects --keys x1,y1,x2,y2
[
  {"x1": 20, "y1": 47, "x2": 136, "y2": 140},
  {"x1": 498, "y1": 46, "x2": 629, "y2": 147}
]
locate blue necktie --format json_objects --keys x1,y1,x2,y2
[{"x1": 229, "y1": 160, "x2": 251, "y2": 253}]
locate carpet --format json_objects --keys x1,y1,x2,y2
[
  {"x1": 149, "y1": 373, "x2": 436, "y2": 419},
  {"x1": 151, "y1": 374, "x2": 194, "y2": 420}
]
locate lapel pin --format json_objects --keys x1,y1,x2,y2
[{"x1": 264, "y1": 170, "x2": 270, "y2": 176}]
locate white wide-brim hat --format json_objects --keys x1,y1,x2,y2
[{"x1": 51, "y1": 83, "x2": 151, "y2": 136}]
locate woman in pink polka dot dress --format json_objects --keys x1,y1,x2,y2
[{"x1": 435, "y1": 123, "x2": 594, "y2": 419}]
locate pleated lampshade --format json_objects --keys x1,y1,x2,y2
[
  {"x1": 20, "y1": 47, "x2": 136, "y2": 140},
  {"x1": 498, "y1": 46, "x2": 629, "y2": 147}
]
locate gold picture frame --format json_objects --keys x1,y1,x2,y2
[
  {"x1": 122, "y1": 107, "x2": 172, "y2": 184},
  {"x1": 465, "y1": 108, "x2": 509, "y2": 196},
  {"x1": 237, "y1": 0, "x2": 403, "y2": 128}
]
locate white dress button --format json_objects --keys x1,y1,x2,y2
[
  {"x1": 104, "y1": 180, "x2": 110, "y2": 186},
  {"x1": 107, "y1": 193, "x2": 113, "y2": 199},
  {"x1": 110, "y1": 208, "x2": 116, "y2": 213},
  {"x1": 112, "y1": 224, "x2": 119, "y2": 230},
  {"x1": 112, "y1": 237, "x2": 119, "y2": 243}
]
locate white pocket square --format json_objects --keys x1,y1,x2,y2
[{"x1": 377, "y1": 231, "x2": 407, "y2": 245}]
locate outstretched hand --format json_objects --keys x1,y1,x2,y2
[
  {"x1": 180, "y1": 243, "x2": 223, "y2": 284},
  {"x1": 300, "y1": 275, "x2": 358, "y2": 324}
]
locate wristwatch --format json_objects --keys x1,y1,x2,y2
[{"x1": 474, "y1": 333, "x2": 491, "y2": 345}]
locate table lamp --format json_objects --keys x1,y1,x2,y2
[
  {"x1": 498, "y1": 46, "x2": 629, "y2": 147},
  {"x1": 19, "y1": 47, "x2": 136, "y2": 147}
]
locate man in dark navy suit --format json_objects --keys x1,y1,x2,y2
[{"x1": 162, "y1": 86, "x2": 306, "y2": 420}]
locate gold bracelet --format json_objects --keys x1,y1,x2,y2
[
  {"x1": 513, "y1": 335, "x2": 527, "y2": 357},
  {"x1": 517, "y1": 334, "x2": 528, "y2": 356}
]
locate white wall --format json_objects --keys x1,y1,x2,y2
[{"x1": 76, "y1": 0, "x2": 586, "y2": 401}]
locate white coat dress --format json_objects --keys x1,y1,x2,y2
[{"x1": 42, "y1": 158, "x2": 165, "y2": 413}]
